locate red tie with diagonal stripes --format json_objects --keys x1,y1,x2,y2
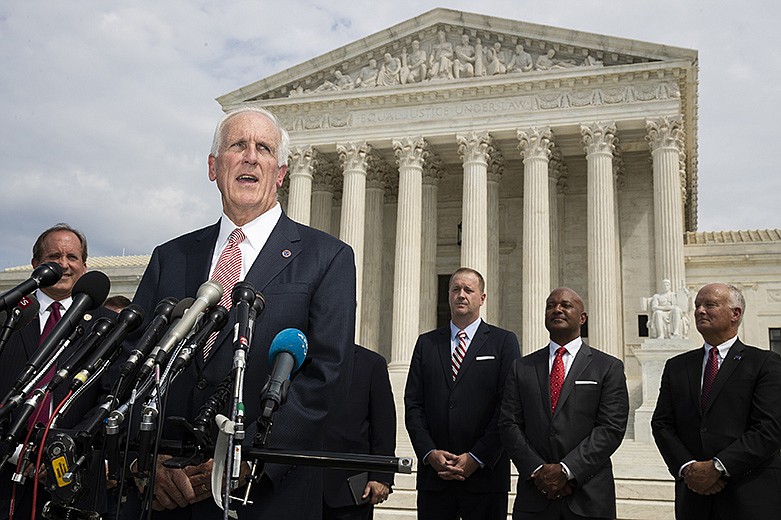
[
  {"x1": 29, "y1": 301, "x2": 62, "y2": 428},
  {"x1": 451, "y1": 330, "x2": 468, "y2": 380},
  {"x1": 203, "y1": 227, "x2": 245, "y2": 358}
]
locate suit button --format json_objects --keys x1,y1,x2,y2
[
  {"x1": 700, "y1": 427, "x2": 707, "y2": 432},
  {"x1": 196, "y1": 378, "x2": 208, "y2": 390},
  {"x1": 449, "y1": 403, "x2": 455, "y2": 409}
]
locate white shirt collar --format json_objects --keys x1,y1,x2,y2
[
  {"x1": 450, "y1": 317, "x2": 482, "y2": 342},
  {"x1": 704, "y1": 335, "x2": 738, "y2": 359},
  {"x1": 549, "y1": 337, "x2": 583, "y2": 358}
]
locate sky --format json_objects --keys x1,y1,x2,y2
[{"x1": 1, "y1": 0, "x2": 778, "y2": 270}]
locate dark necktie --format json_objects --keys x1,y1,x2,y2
[
  {"x1": 550, "y1": 347, "x2": 566, "y2": 413},
  {"x1": 701, "y1": 347, "x2": 719, "y2": 411},
  {"x1": 203, "y1": 227, "x2": 246, "y2": 358},
  {"x1": 29, "y1": 301, "x2": 62, "y2": 428},
  {"x1": 451, "y1": 330, "x2": 467, "y2": 380}
]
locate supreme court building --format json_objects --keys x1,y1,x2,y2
[{"x1": 3, "y1": 8, "x2": 781, "y2": 518}]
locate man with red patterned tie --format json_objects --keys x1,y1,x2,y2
[
  {"x1": 652, "y1": 283, "x2": 781, "y2": 520},
  {"x1": 405, "y1": 268, "x2": 520, "y2": 520},
  {"x1": 499, "y1": 287, "x2": 628, "y2": 520}
]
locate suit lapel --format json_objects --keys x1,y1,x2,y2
[
  {"x1": 436, "y1": 328, "x2": 455, "y2": 390},
  {"x1": 553, "y1": 343, "x2": 592, "y2": 419},
  {"x1": 686, "y1": 348, "x2": 704, "y2": 415},
  {"x1": 187, "y1": 222, "x2": 220, "y2": 298},
  {"x1": 533, "y1": 347, "x2": 553, "y2": 417},
  {"x1": 703, "y1": 340, "x2": 746, "y2": 412},
  {"x1": 200, "y1": 214, "x2": 302, "y2": 370},
  {"x1": 21, "y1": 316, "x2": 41, "y2": 358}
]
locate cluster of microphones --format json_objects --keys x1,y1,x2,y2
[{"x1": 0, "y1": 263, "x2": 309, "y2": 517}]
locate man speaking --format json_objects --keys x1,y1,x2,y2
[{"x1": 130, "y1": 107, "x2": 356, "y2": 520}]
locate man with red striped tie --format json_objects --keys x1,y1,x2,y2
[{"x1": 405, "y1": 267, "x2": 520, "y2": 520}]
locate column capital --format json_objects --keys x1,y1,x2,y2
[
  {"x1": 488, "y1": 147, "x2": 505, "y2": 183},
  {"x1": 456, "y1": 131, "x2": 493, "y2": 164},
  {"x1": 336, "y1": 141, "x2": 372, "y2": 171},
  {"x1": 288, "y1": 145, "x2": 319, "y2": 178},
  {"x1": 646, "y1": 116, "x2": 685, "y2": 152},
  {"x1": 393, "y1": 137, "x2": 429, "y2": 169},
  {"x1": 312, "y1": 159, "x2": 338, "y2": 193},
  {"x1": 517, "y1": 127, "x2": 553, "y2": 161},
  {"x1": 423, "y1": 151, "x2": 446, "y2": 186},
  {"x1": 581, "y1": 121, "x2": 617, "y2": 156}
]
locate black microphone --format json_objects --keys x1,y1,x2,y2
[
  {"x1": 0, "y1": 262, "x2": 62, "y2": 312},
  {"x1": 259, "y1": 328, "x2": 309, "y2": 420},
  {"x1": 231, "y1": 282, "x2": 265, "y2": 353},
  {"x1": 115, "y1": 297, "x2": 178, "y2": 387},
  {"x1": 70, "y1": 304, "x2": 144, "y2": 392},
  {"x1": 48, "y1": 317, "x2": 117, "y2": 389},
  {"x1": 0, "y1": 271, "x2": 110, "y2": 414},
  {"x1": 167, "y1": 306, "x2": 230, "y2": 377},
  {"x1": 134, "y1": 297, "x2": 195, "y2": 386},
  {"x1": 0, "y1": 295, "x2": 40, "y2": 358}
]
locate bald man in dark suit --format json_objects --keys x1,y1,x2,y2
[
  {"x1": 499, "y1": 287, "x2": 628, "y2": 520},
  {"x1": 652, "y1": 283, "x2": 781, "y2": 520}
]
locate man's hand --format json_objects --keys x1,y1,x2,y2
[
  {"x1": 426, "y1": 450, "x2": 465, "y2": 480},
  {"x1": 136, "y1": 455, "x2": 214, "y2": 510},
  {"x1": 683, "y1": 461, "x2": 725, "y2": 495},
  {"x1": 532, "y1": 463, "x2": 570, "y2": 498},
  {"x1": 363, "y1": 480, "x2": 390, "y2": 505},
  {"x1": 449, "y1": 453, "x2": 480, "y2": 479}
]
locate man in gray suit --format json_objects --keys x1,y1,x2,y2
[{"x1": 499, "y1": 287, "x2": 629, "y2": 520}]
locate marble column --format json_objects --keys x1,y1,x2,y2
[
  {"x1": 390, "y1": 137, "x2": 428, "y2": 370},
  {"x1": 311, "y1": 161, "x2": 337, "y2": 235},
  {"x1": 486, "y1": 149, "x2": 504, "y2": 325},
  {"x1": 361, "y1": 155, "x2": 389, "y2": 351},
  {"x1": 518, "y1": 127, "x2": 553, "y2": 354},
  {"x1": 582, "y1": 121, "x2": 622, "y2": 358},
  {"x1": 380, "y1": 171, "x2": 399, "y2": 363},
  {"x1": 456, "y1": 132, "x2": 491, "y2": 278},
  {"x1": 337, "y1": 142, "x2": 372, "y2": 341},
  {"x1": 420, "y1": 154, "x2": 444, "y2": 333},
  {"x1": 549, "y1": 148, "x2": 567, "y2": 290},
  {"x1": 647, "y1": 117, "x2": 687, "y2": 291},
  {"x1": 286, "y1": 145, "x2": 317, "y2": 225}
]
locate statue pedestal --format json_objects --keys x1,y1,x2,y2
[{"x1": 633, "y1": 339, "x2": 692, "y2": 443}]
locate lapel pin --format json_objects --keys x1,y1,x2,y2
[
  {"x1": 734, "y1": 354, "x2": 742, "y2": 361},
  {"x1": 281, "y1": 249, "x2": 292, "y2": 258}
]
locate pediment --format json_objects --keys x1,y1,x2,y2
[{"x1": 217, "y1": 8, "x2": 697, "y2": 106}]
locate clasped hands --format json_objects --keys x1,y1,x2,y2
[
  {"x1": 532, "y1": 463, "x2": 572, "y2": 500},
  {"x1": 682, "y1": 460, "x2": 726, "y2": 495},
  {"x1": 426, "y1": 449, "x2": 479, "y2": 481}
]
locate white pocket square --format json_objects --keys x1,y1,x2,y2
[
  {"x1": 575, "y1": 380, "x2": 598, "y2": 385},
  {"x1": 475, "y1": 355, "x2": 495, "y2": 361}
]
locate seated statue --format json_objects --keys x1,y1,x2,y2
[
  {"x1": 377, "y1": 52, "x2": 402, "y2": 86},
  {"x1": 428, "y1": 30, "x2": 454, "y2": 80},
  {"x1": 313, "y1": 70, "x2": 354, "y2": 93},
  {"x1": 356, "y1": 58, "x2": 379, "y2": 88},
  {"x1": 485, "y1": 42, "x2": 507, "y2": 75},
  {"x1": 453, "y1": 34, "x2": 475, "y2": 78},
  {"x1": 507, "y1": 44, "x2": 534, "y2": 73},
  {"x1": 401, "y1": 40, "x2": 427, "y2": 84},
  {"x1": 643, "y1": 279, "x2": 690, "y2": 339}
]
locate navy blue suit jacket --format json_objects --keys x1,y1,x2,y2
[
  {"x1": 131, "y1": 212, "x2": 356, "y2": 520},
  {"x1": 652, "y1": 340, "x2": 781, "y2": 520},
  {"x1": 404, "y1": 320, "x2": 520, "y2": 493}
]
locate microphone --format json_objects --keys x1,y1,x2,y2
[
  {"x1": 115, "y1": 297, "x2": 178, "y2": 383},
  {"x1": 70, "y1": 304, "x2": 145, "y2": 391},
  {"x1": 0, "y1": 295, "x2": 40, "y2": 357},
  {"x1": 152, "y1": 281, "x2": 223, "y2": 365},
  {"x1": 260, "y1": 328, "x2": 308, "y2": 419},
  {"x1": 0, "y1": 262, "x2": 62, "y2": 312},
  {"x1": 167, "y1": 306, "x2": 229, "y2": 376},
  {"x1": 231, "y1": 282, "x2": 265, "y2": 353},
  {"x1": 0, "y1": 271, "x2": 110, "y2": 412}
]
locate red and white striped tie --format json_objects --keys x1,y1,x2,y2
[
  {"x1": 203, "y1": 227, "x2": 245, "y2": 358},
  {"x1": 451, "y1": 330, "x2": 467, "y2": 380}
]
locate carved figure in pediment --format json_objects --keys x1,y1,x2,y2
[
  {"x1": 453, "y1": 34, "x2": 476, "y2": 78},
  {"x1": 401, "y1": 40, "x2": 428, "y2": 84},
  {"x1": 289, "y1": 85, "x2": 306, "y2": 97},
  {"x1": 474, "y1": 38, "x2": 485, "y2": 77},
  {"x1": 507, "y1": 44, "x2": 534, "y2": 73},
  {"x1": 356, "y1": 58, "x2": 379, "y2": 88},
  {"x1": 377, "y1": 52, "x2": 402, "y2": 86},
  {"x1": 583, "y1": 53, "x2": 604, "y2": 67},
  {"x1": 535, "y1": 49, "x2": 577, "y2": 71},
  {"x1": 428, "y1": 30, "x2": 454, "y2": 80},
  {"x1": 486, "y1": 42, "x2": 508, "y2": 75},
  {"x1": 314, "y1": 70, "x2": 354, "y2": 92}
]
